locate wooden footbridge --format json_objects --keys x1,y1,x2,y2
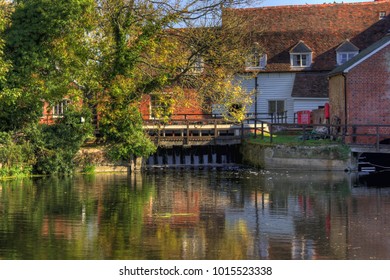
[
  {"x1": 143, "y1": 114, "x2": 390, "y2": 170},
  {"x1": 143, "y1": 114, "x2": 390, "y2": 154},
  {"x1": 142, "y1": 113, "x2": 276, "y2": 147}
]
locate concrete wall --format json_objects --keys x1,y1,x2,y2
[{"x1": 241, "y1": 142, "x2": 351, "y2": 171}]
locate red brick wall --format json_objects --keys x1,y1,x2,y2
[
  {"x1": 345, "y1": 44, "x2": 390, "y2": 143},
  {"x1": 140, "y1": 90, "x2": 207, "y2": 120}
]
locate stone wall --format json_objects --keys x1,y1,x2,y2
[
  {"x1": 74, "y1": 147, "x2": 144, "y2": 173},
  {"x1": 241, "y1": 142, "x2": 351, "y2": 171}
]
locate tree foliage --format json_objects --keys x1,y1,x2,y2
[
  {"x1": 93, "y1": 0, "x2": 257, "y2": 158},
  {"x1": 1, "y1": 0, "x2": 95, "y2": 131},
  {"x1": 0, "y1": 0, "x2": 261, "y2": 173}
]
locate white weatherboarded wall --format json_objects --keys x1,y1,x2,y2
[
  {"x1": 241, "y1": 73, "x2": 295, "y2": 123},
  {"x1": 237, "y1": 73, "x2": 329, "y2": 123}
]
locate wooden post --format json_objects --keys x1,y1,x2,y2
[
  {"x1": 261, "y1": 121, "x2": 264, "y2": 140},
  {"x1": 186, "y1": 120, "x2": 190, "y2": 145},
  {"x1": 214, "y1": 120, "x2": 218, "y2": 145},
  {"x1": 254, "y1": 114, "x2": 257, "y2": 139},
  {"x1": 241, "y1": 121, "x2": 244, "y2": 141}
]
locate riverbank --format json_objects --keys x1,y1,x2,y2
[
  {"x1": 241, "y1": 140, "x2": 352, "y2": 171},
  {"x1": 74, "y1": 141, "x2": 353, "y2": 173},
  {"x1": 1, "y1": 141, "x2": 353, "y2": 180}
]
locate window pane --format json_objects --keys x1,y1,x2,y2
[
  {"x1": 293, "y1": 55, "x2": 300, "y2": 66},
  {"x1": 53, "y1": 100, "x2": 69, "y2": 116},
  {"x1": 277, "y1": 100, "x2": 285, "y2": 113},
  {"x1": 301, "y1": 54, "x2": 307, "y2": 66},
  {"x1": 247, "y1": 52, "x2": 260, "y2": 68},
  {"x1": 269, "y1": 101, "x2": 276, "y2": 113}
]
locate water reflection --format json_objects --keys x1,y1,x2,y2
[{"x1": 0, "y1": 169, "x2": 390, "y2": 260}]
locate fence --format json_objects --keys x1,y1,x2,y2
[{"x1": 252, "y1": 122, "x2": 390, "y2": 151}]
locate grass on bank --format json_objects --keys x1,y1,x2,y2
[
  {"x1": 246, "y1": 131, "x2": 343, "y2": 146},
  {"x1": 245, "y1": 131, "x2": 351, "y2": 160}
]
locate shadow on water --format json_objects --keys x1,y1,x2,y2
[
  {"x1": 146, "y1": 144, "x2": 242, "y2": 167},
  {"x1": 352, "y1": 171, "x2": 390, "y2": 188}
]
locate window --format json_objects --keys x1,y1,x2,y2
[
  {"x1": 291, "y1": 54, "x2": 311, "y2": 67},
  {"x1": 52, "y1": 99, "x2": 69, "y2": 117},
  {"x1": 290, "y1": 41, "x2": 312, "y2": 68},
  {"x1": 246, "y1": 43, "x2": 267, "y2": 70},
  {"x1": 268, "y1": 100, "x2": 285, "y2": 115},
  {"x1": 336, "y1": 40, "x2": 359, "y2": 65},
  {"x1": 337, "y1": 52, "x2": 358, "y2": 65},
  {"x1": 189, "y1": 55, "x2": 204, "y2": 74},
  {"x1": 246, "y1": 53, "x2": 267, "y2": 69},
  {"x1": 379, "y1": 11, "x2": 386, "y2": 20},
  {"x1": 150, "y1": 93, "x2": 173, "y2": 119}
]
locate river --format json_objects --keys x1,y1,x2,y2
[{"x1": 1, "y1": 168, "x2": 389, "y2": 260}]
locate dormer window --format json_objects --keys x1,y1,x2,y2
[
  {"x1": 290, "y1": 41, "x2": 312, "y2": 68},
  {"x1": 246, "y1": 43, "x2": 267, "y2": 70},
  {"x1": 189, "y1": 54, "x2": 204, "y2": 74},
  {"x1": 246, "y1": 53, "x2": 267, "y2": 69},
  {"x1": 336, "y1": 40, "x2": 359, "y2": 65}
]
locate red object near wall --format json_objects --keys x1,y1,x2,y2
[
  {"x1": 297, "y1": 110, "x2": 311, "y2": 124},
  {"x1": 324, "y1": 103, "x2": 330, "y2": 119}
]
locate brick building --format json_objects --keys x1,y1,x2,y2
[
  {"x1": 329, "y1": 33, "x2": 390, "y2": 144},
  {"x1": 228, "y1": 0, "x2": 390, "y2": 123}
]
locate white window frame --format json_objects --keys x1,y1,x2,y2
[
  {"x1": 188, "y1": 55, "x2": 204, "y2": 74},
  {"x1": 337, "y1": 51, "x2": 358, "y2": 65},
  {"x1": 268, "y1": 100, "x2": 285, "y2": 115},
  {"x1": 246, "y1": 53, "x2": 267, "y2": 70},
  {"x1": 52, "y1": 99, "x2": 69, "y2": 117},
  {"x1": 290, "y1": 53, "x2": 312, "y2": 68},
  {"x1": 379, "y1": 11, "x2": 386, "y2": 20}
]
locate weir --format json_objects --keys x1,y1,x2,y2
[{"x1": 145, "y1": 144, "x2": 242, "y2": 167}]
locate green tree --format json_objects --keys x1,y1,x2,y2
[
  {"x1": 1, "y1": 0, "x2": 95, "y2": 131},
  {"x1": 0, "y1": 0, "x2": 95, "y2": 175},
  {"x1": 0, "y1": 0, "x2": 259, "y2": 172},
  {"x1": 0, "y1": 1, "x2": 10, "y2": 85},
  {"x1": 90, "y1": 0, "x2": 257, "y2": 159}
]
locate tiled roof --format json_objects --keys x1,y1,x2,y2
[
  {"x1": 227, "y1": 1, "x2": 390, "y2": 72},
  {"x1": 329, "y1": 33, "x2": 390, "y2": 76},
  {"x1": 292, "y1": 72, "x2": 329, "y2": 98}
]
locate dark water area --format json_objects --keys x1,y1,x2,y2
[{"x1": 1, "y1": 168, "x2": 390, "y2": 260}]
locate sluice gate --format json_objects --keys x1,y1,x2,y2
[{"x1": 146, "y1": 144, "x2": 242, "y2": 167}]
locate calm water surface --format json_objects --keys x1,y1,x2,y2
[{"x1": 1, "y1": 168, "x2": 390, "y2": 260}]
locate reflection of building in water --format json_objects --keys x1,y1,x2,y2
[{"x1": 142, "y1": 170, "x2": 356, "y2": 259}]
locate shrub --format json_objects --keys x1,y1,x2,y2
[
  {"x1": 0, "y1": 131, "x2": 35, "y2": 178},
  {"x1": 25, "y1": 106, "x2": 94, "y2": 175}
]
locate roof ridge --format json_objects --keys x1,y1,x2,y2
[{"x1": 228, "y1": 1, "x2": 390, "y2": 11}]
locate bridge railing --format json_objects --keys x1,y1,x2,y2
[
  {"x1": 142, "y1": 113, "x2": 390, "y2": 149},
  {"x1": 142, "y1": 112, "x2": 288, "y2": 125},
  {"x1": 256, "y1": 123, "x2": 390, "y2": 151}
]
